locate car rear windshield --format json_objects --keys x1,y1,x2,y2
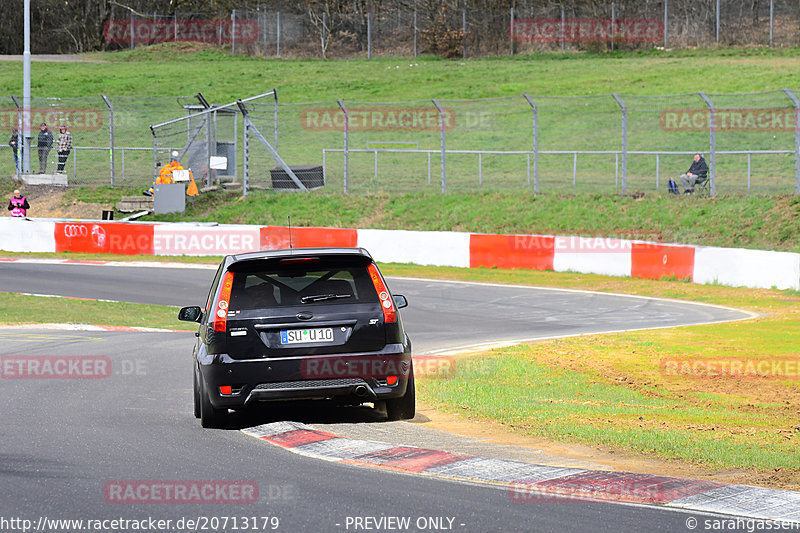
[{"x1": 227, "y1": 262, "x2": 379, "y2": 310}]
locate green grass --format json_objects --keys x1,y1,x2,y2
[
  {"x1": 417, "y1": 349, "x2": 799, "y2": 470},
  {"x1": 0, "y1": 292, "x2": 188, "y2": 330},
  {"x1": 62, "y1": 186, "x2": 143, "y2": 205},
  {"x1": 144, "y1": 189, "x2": 800, "y2": 252},
  {"x1": 4, "y1": 45, "x2": 800, "y2": 190},
  {"x1": 2, "y1": 45, "x2": 799, "y2": 100}
]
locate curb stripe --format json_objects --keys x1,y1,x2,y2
[
  {"x1": 241, "y1": 422, "x2": 800, "y2": 523},
  {"x1": 259, "y1": 428, "x2": 339, "y2": 448},
  {"x1": 350, "y1": 446, "x2": 471, "y2": 473}
]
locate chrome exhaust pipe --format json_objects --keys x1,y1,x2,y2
[{"x1": 354, "y1": 385, "x2": 368, "y2": 397}]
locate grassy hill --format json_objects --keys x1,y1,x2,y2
[
  {"x1": 47, "y1": 186, "x2": 797, "y2": 253},
  {"x1": 3, "y1": 45, "x2": 800, "y2": 251},
  {"x1": 2, "y1": 44, "x2": 799, "y2": 100}
]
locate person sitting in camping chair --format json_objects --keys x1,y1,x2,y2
[{"x1": 680, "y1": 153, "x2": 709, "y2": 194}]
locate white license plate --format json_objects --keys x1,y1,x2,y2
[{"x1": 280, "y1": 328, "x2": 334, "y2": 345}]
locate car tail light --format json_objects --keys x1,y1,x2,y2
[
  {"x1": 213, "y1": 271, "x2": 235, "y2": 332},
  {"x1": 386, "y1": 376, "x2": 398, "y2": 386},
  {"x1": 279, "y1": 257, "x2": 319, "y2": 265},
  {"x1": 367, "y1": 263, "x2": 397, "y2": 324},
  {"x1": 219, "y1": 385, "x2": 232, "y2": 395}
]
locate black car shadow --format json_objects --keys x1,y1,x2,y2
[{"x1": 222, "y1": 400, "x2": 421, "y2": 430}]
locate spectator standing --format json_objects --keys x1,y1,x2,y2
[
  {"x1": 8, "y1": 189, "x2": 29, "y2": 217},
  {"x1": 56, "y1": 125, "x2": 73, "y2": 173},
  {"x1": 37, "y1": 122, "x2": 53, "y2": 174},
  {"x1": 9, "y1": 128, "x2": 19, "y2": 170}
]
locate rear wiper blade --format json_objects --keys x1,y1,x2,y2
[{"x1": 300, "y1": 293, "x2": 352, "y2": 303}]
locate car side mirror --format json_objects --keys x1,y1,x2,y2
[
  {"x1": 393, "y1": 294, "x2": 408, "y2": 309},
  {"x1": 178, "y1": 306, "x2": 203, "y2": 323}
]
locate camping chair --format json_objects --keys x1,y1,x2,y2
[{"x1": 693, "y1": 172, "x2": 710, "y2": 197}]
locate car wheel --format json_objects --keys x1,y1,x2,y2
[
  {"x1": 192, "y1": 366, "x2": 200, "y2": 419},
  {"x1": 199, "y1": 375, "x2": 227, "y2": 429},
  {"x1": 386, "y1": 369, "x2": 415, "y2": 421}
]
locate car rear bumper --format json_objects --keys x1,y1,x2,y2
[{"x1": 197, "y1": 343, "x2": 412, "y2": 409}]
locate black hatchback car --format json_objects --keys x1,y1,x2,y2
[{"x1": 179, "y1": 247, "x2": 414, "y2": 428}]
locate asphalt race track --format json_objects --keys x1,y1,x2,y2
[
  {"x1": 0, "y1": 262, "x2": 748, "y2": 355},
  {"x1": 0, "y1": 262, "x2": 753, "y2": 532}
]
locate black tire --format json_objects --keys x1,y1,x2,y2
[
  {"x1": 199, "y1": 375, "x2": 227, "y2": 428},
  {"x1": 192, "y1": 367, "x2": 200, "y2": 419},
  {"x1": 386, "y1": 370, "x2": 415, "y2": 421}
]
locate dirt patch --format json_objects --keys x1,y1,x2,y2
[
  {"x1": 415, "y1": 400, "x2": 800, "y2": 492},
  {"x1": 2, "y1": 185, "x2": 110, "y2": 219}
]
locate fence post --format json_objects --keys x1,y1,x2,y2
[
  {"x1": 769, "y1": 0, "x2": 774, "y2": 47},
  {"x1": 11, "y1": 95, "x2": 21, "y2": 177},
  {"x1": 151, "y1": 130, "x2": 158, "y2": 182},
  {"x1": 610, "y1": 2, "x2": 615, "y2": 52},
  {"x1": 462, "y1": 9, "x2": 467, "y2": 59},
  {"x1": 206, "y1": 114, "x2": 213, "y2": 187},
  {"x1": 242, "y1": 112, "x2": 249, "y2": 196},
  {"x1": 510, "y1": 8, "x2": 515, "y2": 55},
  {"x1": 698, "y1": 91, "x2": 716, "y2": 196},
  {"x1": 413, "y1": 10, "x2": 417, "y2": 58},
  {"x1": 432, "y1": 99, "x2": 447, "y2": 193},
  {"x1": 337, "y1": 99, "x2": 349, "y2": 193},
  {"x1": 130, "y1": 11, "x2": 134, "y2": 49},
  {"x1": 663, "y1": 0, "x2": 668, "y2": 49},
  {"x1": 273, "y1": 88, "x2": 279, "y2": 169},
  {"x1": 367, "y1": 12, "x2": 372, "y2": 59},
  {"x1": 715, "y1": 0, "x2": 720, "y2": 43},
  {"x1": 611, "y1": 93, "x2": 627, "y2": 194},
  {"x1": 277, "y1": 11, "x2": 281, "y2": 57},
  {"x1": 561, "y1": 7, "x2": 566, "y2": 52},
  {"x1": 231, "y1": 10, "x2": 236, "y2": 56},
  {"x1": 523, "y1": 94, "x2": 539, "y2": 193},
  {"x1": 322, "y1": 11, "x2": 327, "y2": 57},
  {"x1": 101, "y1": 95, "x2": 115, "y2": 186},
  {"x1": 782, "y1": 88, "x2": 800, "y2": 195}
]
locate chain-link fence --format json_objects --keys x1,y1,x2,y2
[
  {"x1": 3, "y1": 1, "x2": 799, "y2": 56},
  {"x1": 4, "y1": 89, "x2": 800, "y2": 196},
  {"x1": 301, "y1": 91, "x2": 800, "y2": 195},
  {"x1": 90, "y1": 1, "x2": 800, "y2": 60}
]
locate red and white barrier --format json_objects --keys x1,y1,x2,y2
[
  {"x1": 358, "y1": 229, "x2": 470, "y2": 268},
  {"x1": 693, "y1": 246, "x2": 800, "y2": 290},
  {"x1": 154, "y1": 224, "x2": 260, "y2": 256},
  {"x1": 1, "y1": 218, "x2": 798, "y2": 291},
  {"x1": 0, "y1": 218, "x2": 55, "y2": 253}
]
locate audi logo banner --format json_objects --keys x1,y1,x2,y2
[{"x1": 55, "y1": 223, "x2": 154, "y2": 255}]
